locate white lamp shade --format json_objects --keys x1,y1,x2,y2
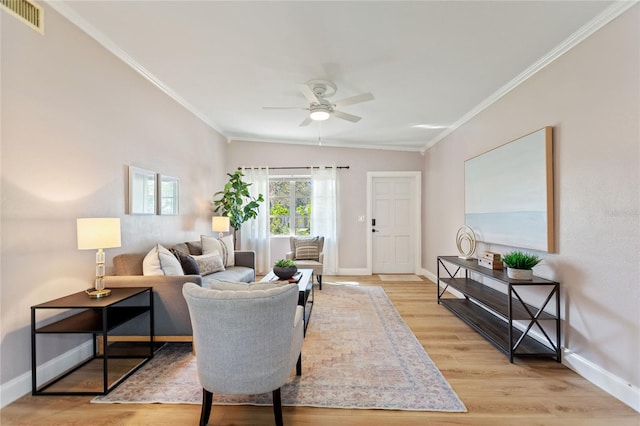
[
  {"x1": 77, "y1": 218, "x2": 122, "y2": 250},
  {"x1": 212, "y1": 216, "x2": 230, "y2": 233}
]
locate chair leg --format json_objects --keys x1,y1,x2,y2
[
  {"x1": 296, "y1": 352, "x2": 302, "y2": 376},
  {"x1": 272, "y1": 388, "x2": 283, "y2": 426},
  {"x1": 317, "y1": 274, "x2": 322, "y2": 290},
  {"x1": 200, "y1": 388, "x2": 213, "y2": 426}
]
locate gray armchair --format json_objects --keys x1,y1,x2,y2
[
  {"x1": 286, "y1": 236, "x2": 324, "y2": 289},
  {"x1": 182, "y1": 281, "x2": 304, "y2": 426}
]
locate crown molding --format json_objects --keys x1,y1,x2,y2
[
  {"x1": 229, "y1": 137, "x2": 423, "y2": 153},
  {"x1": 421, "y1": 0, "x2": 639, "y2": 153},
  {"x1": 46, "y1": 1, "x2": 225, "y2": 137},
  {"x1": 47, "y1": 1, "x2": 636, "y2": 154}
]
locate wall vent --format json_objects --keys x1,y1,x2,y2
[{"x1": 1, "y1": 0, "x2": 44, "y2": 34}]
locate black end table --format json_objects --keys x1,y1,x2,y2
[{"x1": 31, "y1": 287, "x2": 155, "y2": 395}]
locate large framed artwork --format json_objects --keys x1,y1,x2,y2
[{"x1": 464, "y1": 127, "x2": 554, "y2": 253}]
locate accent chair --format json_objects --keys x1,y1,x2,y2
[
  {"x1": 286, "y1": 236, "x2": 324, "y2": 289},
  {"x1": 182, "y1": 281, "x2": 304, "y2": 426}
]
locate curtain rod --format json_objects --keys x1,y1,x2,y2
[{"x1": 237, "y1": 166, "x2": 350, "y2": 171}]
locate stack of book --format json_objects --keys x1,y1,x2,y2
[{"x1": 478, "y1": 251, "x2": 504, "y2": 270}]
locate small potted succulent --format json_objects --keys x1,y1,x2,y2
[
  {"x1": 501, "y1": 251, "x2": 541, "y2": 280},
  {"x1": 273, "y1": 259, "x2": 298, "y2": 280}
]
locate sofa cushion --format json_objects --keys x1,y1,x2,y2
[
  {"x1": 143, "y1": 244, "x2": 184, "y2": 276},
  {"x1": 203, "y1": 266, "x2": 254, "y2": 285},
  {"x1": 192, "y1": 253, "x2": 225, "y2": 275},
  {"x1": 170, "y1": 248, "x2": 200, "y2": 275},
  {"x1": 113, "y1": 253, "x2": 145, "y2": 275}
]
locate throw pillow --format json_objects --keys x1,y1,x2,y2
[
  {"x1": 192, "y1": 253, "x2": 225, "y2": 276},
  {"x1": 143, "y1": 244, "x2": 184, "y2": 276},
  {"x1": 219, "y1": 235, "x2": 235, "y2": 267},
  {"x1": 171, "y1": 243, "x2": 190, "y2": 256},
  {"x1": 201, "y1": 235, "x2": 223, "y2": 257},
  {"x1": 170, "y1": 248, "x2": 200, "y2": 275},
  {"x1": 294, "y1": 237, "x2": 320, "y2": 261},
  {"x1": 185, "y1": 240, "x2": 203, "y2": 255}
]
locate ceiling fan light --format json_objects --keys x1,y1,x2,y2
[{"x1": 310, "y1": 110, "x2": 330, "y2": 121}]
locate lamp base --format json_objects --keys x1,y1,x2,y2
[{"x1": 85, "y1": 288, "x2": 112, "y2": 299}]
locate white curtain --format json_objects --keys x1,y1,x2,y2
[
  {"x1": 240, "y1": 167, "x2": 271, "y2": 274},
  {"x1": 311, "y1": 166, "x2": 338, "y2": 275}
]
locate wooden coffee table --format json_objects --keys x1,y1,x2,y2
[{"x1": 261, "y1": 268, "x2": 314, "y2": 336}]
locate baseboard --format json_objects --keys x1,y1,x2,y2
[
  {"x1": 426, "y1": 266, "x2": 640, "y2": 413},
  {"x1": 0, "y1": 335, "x2": 190, "y2": 409},
  {"x1": 0, "y1": 340, "x2": 93, "y2": 409},
  {"x1": 337, "y1": 268, "x2": 434, "y2": 277},
  {"x1": 336, "y1": 268, "x2": 370, "y2": 275},
  {"x1": 562, "y1": 348, "x2": 640, "y2": 413},
  {"x1": 422, "y1": 268, "x2": 436, "y2": 283}
]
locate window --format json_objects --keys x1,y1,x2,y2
[{"x1": 269, "y1": 177, "x2": 311, "y2": 236}]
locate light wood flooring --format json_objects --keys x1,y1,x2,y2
[{"x1": 2, "y1": 276, "x2": 638, "y2": 425}]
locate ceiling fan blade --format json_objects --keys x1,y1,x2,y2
[
  {"x1": 333, "y1": 92, "x2": 375, "y2": 108},
  {"x1": 263, "y1": 106, "x2": 308, "y2": 110},
  {"x1": 333, "y1": 110, "x2": 362, "y2": 123},
  {"x1": 299, "y1": 115, "x2": 313, "y2": 127},
  {"x1": 298, "y1": 84, "x2": 320, "y2": 104}
]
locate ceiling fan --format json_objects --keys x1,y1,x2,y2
[{"x1": 263, "y1": 79, "x2": 374, "y2": 127}]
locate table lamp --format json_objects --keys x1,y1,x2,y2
[
  {"x1": 212, "y1": 216, "x2": 230, "y2": 238},
  {"x1": 77, "y1": 218, "x2": 121, "y2": 298}
]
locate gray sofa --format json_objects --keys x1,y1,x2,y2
[{"x1": 105, "y1": 240, "x2": 255, "y2": 339}]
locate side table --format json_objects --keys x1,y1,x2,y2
[{"x1": 31, "y1": 287, "x2": 155, "y2": 395}]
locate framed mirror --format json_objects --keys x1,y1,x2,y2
[
  {"x1": 128, "y1": 166, "x2": 156, "y2": 215},
  {"x1": 158, "y1": 175, "x2": 179, "y2": 215}
]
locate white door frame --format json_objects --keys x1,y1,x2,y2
[{"x1": 366, "y1": 171, "x2": 422, "y2": 275}]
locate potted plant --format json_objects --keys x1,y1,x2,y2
[
  {"x1": 501, "y1": 251, "x2": 541, "y2": 280},
  {"x1": 212, "y1": 171, "x2": 265, "y2": 244},
  {"x1": 273, "y1": 259, "x2": 298, "y2": 280}
]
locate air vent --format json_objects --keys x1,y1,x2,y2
[{"x1": 1, "y1": 0, "x2": 44, "y2": 34}]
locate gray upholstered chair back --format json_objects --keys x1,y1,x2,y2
[{"x1": 182, "y1": 282, "x2": 303, "y2": 395}]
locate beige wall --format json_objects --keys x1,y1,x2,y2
[
  {"x1": 227, "y1": 141, "x2": 424, "y2": 269},
  {"x1": 0, "y1": 4, "x2": 227, "y2": 396},
  {"x1": 423, "y1": 5, "x2": 639, "y2": 404}
]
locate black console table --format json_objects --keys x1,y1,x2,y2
[
  {"x1": 437, "y1": 256, "x2": 561, "y2": 363},
  {"x1": 31, "y1": 287, "x2": 154, "y2": 395}
]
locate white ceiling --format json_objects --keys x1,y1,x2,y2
[{"x1": 51, "y1": 1, "x2": 623, "y2": 152}]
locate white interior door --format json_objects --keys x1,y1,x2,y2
[{"x1": 371, "y1": 176, "x2": 416, "y2": 274}]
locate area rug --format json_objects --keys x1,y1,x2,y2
[
  {"x1": 93, "y1": 284, "x2": 466, "y2": 412},
  {"x1": 378, "y1": 274, "x2": 423, "y2": 282}
]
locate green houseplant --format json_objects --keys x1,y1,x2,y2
[
  {"x1": 212, "y1": 171, "x2": 264, "y2": 234},
  {"x1": 273, "y1": 259, "x2": 297, "y2": 280},
  {"x1": 501, "y1": 251, "x2": 541, "y2": 280}
]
